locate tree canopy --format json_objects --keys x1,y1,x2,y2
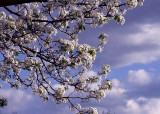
[{"x1": 0, "y1": 0, "x2": 144, "y2": 113}]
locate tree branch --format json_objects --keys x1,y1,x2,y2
[{"x1": 0, "y1": 0, "x2": 47, "y2": 7}]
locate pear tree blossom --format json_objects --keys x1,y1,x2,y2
[{"x1": 0, "y1": 0, "x2": 144, "y2": 113}]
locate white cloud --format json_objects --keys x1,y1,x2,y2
[
  {"x1": 0, "y1": 77, "x2": 160, "y2": 114},
  {"x1": 0, "y1": 88, "x2": 74, "y2": 114},
  {"x1": 119, "y1": 98, "x2": 160, "y2": 114},
  {"x1": 112, "y1": 78, "x2": 123, "y2": 88},
  {"x1": 125, "y1": 24, "x2": 160, "y2": 46},
  {"x1": 95, "y1": 77, "x2": 160, "y2": 114},
  {"x1": 97, "y1": 23, "x2": 160, "y2": 68},
  {"x1": 0, "y1": 89, "x2": 32, "y2": 113},
  {"x1": 125, "y1": 99, "x2": 141, "y2": 113},
  {"x1": 93, "y1": 79, "x2": 127, "y2": 110},
  {"x1": 84, "y1": 70, "x2": 97, "y2": 77},
  {"x1": 107, "y1": 79, "x2": 126, "y2": 98},
  {"x1": 127, "y1": 69, "x2": 151, "y2": 86}
]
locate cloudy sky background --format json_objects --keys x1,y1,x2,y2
[{"x1": 1, "y1": 0, "x2": 160, "y2": 114}]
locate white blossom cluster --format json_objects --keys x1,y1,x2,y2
[
  {"x1": 53, "y1": 87, "x2": 68, "y2": 104},
  {"x1": 126, "y1": 0, "x2": 144, "y2": 9},
  {"x1": 33, "y1": 85, "x2": 47, "y2": 97},
  {"x1": 57, "y1": 38, "x2": 97, "y2": 69},
  {"x1": 0, "y1": 0, "x2": 144, "y2": 113},
  {"x1": 77, "y1": 106, "x2": 98, "y2": 114}
]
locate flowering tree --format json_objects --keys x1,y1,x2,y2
[{"x1": 0, "y1": 0, "x2": 144, "y2": 113}]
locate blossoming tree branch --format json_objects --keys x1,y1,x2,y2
[{"x1": 0, "y1": 0, "x2": 144, "y2": 113}]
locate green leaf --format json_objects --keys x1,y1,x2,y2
[
  {"x1": 82, "y1": 26, "x2": 85, "y2": 31},
  {"x1": 66, "y1": 26, "x2": 70, "y2": 32},
  {"x1": 78, "y1": 25, "x2": 85, "y2": 31},
  {"x1": 17, "y1": 24, "x2": 21, "y2": 29},
  {"x1": 46, "y1": 97, "x2": 49, "y2": 101},
  {"x1": 108, "y1": 84, "x2": 112, "y2": 90},
  {"x1": 69, "y1": 50, "x2": 73, "y2": 54},
  {"x1": 103, "y1": 18, "x2": 109, "y2": 22},
  {"x1": 5, "y1": 37, "x2": 10, "y2": 41},
  {"x1": 114, "y1": 15, "x2": 120, "y2": 23},
  {"x1": 61, "y1": 46, "x2": 67, "y2": 52},
  {"x1": 11, "y1": 84, "x2": 19, "y2": 89},
  {"x1": 27, "y1": 68, "x2": 31, "y2": 71},
  {"x1": 76, "y1": 51, "x2": 82, "y2": 55},
  {"x1": 88, "y1": 50, "x2": 96, "y2": 56},
  {"x1": 78, "y1": 25, "x2": 83, "y2": 30},
  {"x1": 66, "y1": 26, "x2": 70, "y2": 29},
  {"x1": 77, "y1": 59, "x2": 80, "y2": 63},
  {"x1": 80, "y1": 19, "x2": 83, "y2": 23},
  {"x1": 15, "y1": 84, "x2": 19, "y2": 89},
  {"x1": 15, "y1": 52, "x2": 19, "y2": 56},
  {"x1": 70, "y1": 63, "x2": 76, "y2": 69},
  {"x1": 98, "y1": 34, "x2": 103, "y2": 39},
  {"x1": 29, "y1": 19, "x2": 32, "y2": 23},
  {"x1": 43, "y1": 96, "x2": 49, "y2": 102}
]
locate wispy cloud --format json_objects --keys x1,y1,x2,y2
[
  {"x1": 0, "y1": 69, "x2": 160, "y2": 114},
  {"x1": 95, "y1": 23, "x2": 160, "y2": 68},
  {"x1": 127, "y1": 69, "x2": 151, "y2": 86},
  {"x1": 0, "y1": 89, "x2": 32, "y2": 113}
]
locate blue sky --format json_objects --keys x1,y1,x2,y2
[{"x1": 1, "y1": 0, "x2": 160, "y2": 114}]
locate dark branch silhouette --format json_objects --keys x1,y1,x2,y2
[{"x1": 0, "y1": 0, "x2": 47, "y2": 7}]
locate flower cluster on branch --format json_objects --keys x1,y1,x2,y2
[{"x1": 0, "y1": 0, "x2": 144, "y2": 113}]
